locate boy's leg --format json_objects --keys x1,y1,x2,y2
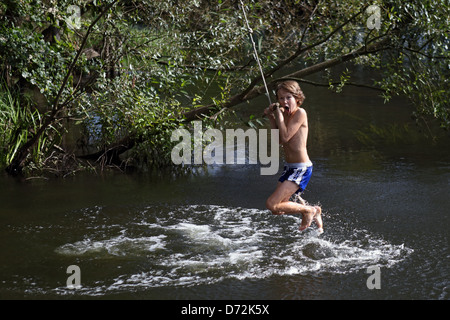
[
  {"x1": 266, "y1": 181, "x2": 320, "y2": 231},
  {"x1": 266, "y1": 182, "x2": 292, "y2": 215},
  {"x1": 266, "y1": 181, "x2": 316, "y2": 217},
  {"x1": 314, "y1": 207, "x2": 323, "y2": 233}
]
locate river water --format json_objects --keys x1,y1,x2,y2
[{"x1": 0, "y1": 82, "x2": 449, "y2": 301}]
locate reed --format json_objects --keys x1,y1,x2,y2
[{"x1": 0, "y1": 83, "x2": 42, "y2": 169}]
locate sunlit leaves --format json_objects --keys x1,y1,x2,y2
[{"x1": 0, "y1": 0, "x2": 448, "y2": 174}]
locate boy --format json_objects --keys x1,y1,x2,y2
[{"x1": 264, "y1": 80, "x2": 323, "y2": 233}]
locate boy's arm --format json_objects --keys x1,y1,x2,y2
[{"x1": 274, "y1": 108, "x2": 305, "y2": 144}]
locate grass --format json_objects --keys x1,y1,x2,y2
[{"x1": 0, "y1": 83, "x2": 42, "y2": 169}]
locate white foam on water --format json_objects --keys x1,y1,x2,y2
[
  {"x1": 52, "y1": 204, "x2": 413, "y2": 296},
  {"x1": 55, "y1": 234, "x2": 167, "y2": 257}
]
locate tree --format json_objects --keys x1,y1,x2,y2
[{"x1": 1, "y1": 0, "x2": 448, "y2": 176}]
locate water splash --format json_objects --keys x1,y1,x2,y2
[
  {"x1": 52, "y1": 204, "x2": 413, "y2": 296},
  {"x1": 55, "y1": 234, "x2": 166, "y2": 257}
]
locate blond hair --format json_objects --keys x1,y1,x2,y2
[{"x1": 275, "y1": 80, "x2": 305, "y2": 106}]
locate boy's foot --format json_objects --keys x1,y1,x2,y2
[
  {"x1": 314, "y1": 206, "x2": 323, "y2": 234},
  {"x1": 299, "y1": 206, "x2": 318, "y2": 231}
]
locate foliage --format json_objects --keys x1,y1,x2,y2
[
  {"x1": 0, "y1": 83, "x2": 59, "y2": 171},
  {"x1": 0, "y1": 0, "x2": 448, "y2": 176},
  {"x1": 373, "y1": 0, "x2": 449, "y2": 128}
]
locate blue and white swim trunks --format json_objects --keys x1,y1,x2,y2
[{"x1": 278, "y1": 161, "x2": 313, "y2": 194}]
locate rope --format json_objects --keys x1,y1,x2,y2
[{"x1": 239, "y1": 0, "x2": 272, "y2": 105}]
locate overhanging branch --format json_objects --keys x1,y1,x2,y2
[
  {"x1": 280, "y1": 77, "x2": 386, "y2": 92},
  {"x1": 181, "y1": 37, "x2": 391, "y2": 122}
]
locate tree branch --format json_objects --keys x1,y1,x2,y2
[
  {"x1": 237, "y1": 3, "x2": 369, "y2": 107},
  {"x1": 265, "y1": 3, "x2": 369, "y2": 79},
  {"x1": 279, "y1": 77, "x2": 385, "y2": 92},
  {"x1": 181, "y1": 37, "x2": 391, "y2": 122}
]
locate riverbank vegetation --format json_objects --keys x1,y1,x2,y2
[{"x1": 1, "y1": 0, "x2": 448, "y2": 177}]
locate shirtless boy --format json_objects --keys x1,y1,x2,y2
[{"x1": 264, "y1": 80, "x2": 323, "y2": 233}]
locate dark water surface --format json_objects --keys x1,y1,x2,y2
[{"x1": 1, "y1": 84, "x2": 449, "y2": 300}]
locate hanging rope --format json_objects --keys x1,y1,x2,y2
[{"x1": 239, "y1": 0, "x2": 272, "y2": 105}]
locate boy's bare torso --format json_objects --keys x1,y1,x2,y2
[{"x1": 280, "y1": 107, "x2": 310, "y2": 164}]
